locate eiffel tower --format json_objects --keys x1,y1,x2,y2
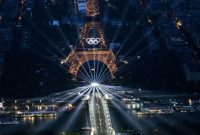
[{"x1": 62, "y1": 0, "x2": 117, "y2": 80}]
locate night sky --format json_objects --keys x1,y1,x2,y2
[{"x1": 0, "y1": 0, "x2": 200, "y2": 98}]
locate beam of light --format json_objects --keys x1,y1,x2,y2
[
  {"x1": 96, "y1": 61, "x2": 106, "y2": 81},
  {"x1": 44, "y1": 5, "x2": 76, "y2": 49},
  {"x1": 31, "y1": 85, "x2": 87, "y2": 102},
  {"x1": 27, "y1": 12, "x2": 93, "y2": 84},
  {"x1": 98, "y1": 85, "x2": 174, "y2": 134},
  {"x1": 115, "y1": 14, "x2": 145, "y2": 57},
  {"x1": 60, "y1": 100, "x2": 86, "y2": 131},
  {"x1": 97, "y1": 4, "x2": 139, "y2": 82},
  {"x1": 63, "y1": 86, "x2": 91, "y2": 106},
  {"x1": 32, "y1": 38, "x2": 59, "y2": 57},
  {"x1": 101, "y1": 85, "x2": 134, "y2": 101},
  {"x1": 45, "y1": 6, "x2": 95, "y2": 83},
  {"x1": 95, "y1": 60, "x2": 100, "y2": 82},
  {"x1": 98, "y1": 69, "x2": 110, "y2": 83},
  {"x1": 98, "y1": 74, "x2": 110, "y2": 84},
  {"x1": 76, "y1": 54, "x2": 95, "y2": 82},
  {"x1": 97, "y1": 86, "x2": 144, "y2": 132},
  {"x1": 116, "y1": 46, "x2": 148, "y2": 72},
  {"x1": 85, "y1": 60, "x2": 95, "y2": 81},
  {"x1": 28, "y1": 86, "x2": 90, "y2": 134},
  {"x1": 30, "y1": 49, "x2": 92, "y2": 87},
  {"x1": 77, "y1": 62, "x2": 94, "y2": 82},
  {"x1": 60, "y1": 87, "x2": 93, "y2": 131},
  {"x1": 96, "y1": 60, "x2": 111, "y2": 83},
  {"x1": 97, "y1": 62, "x2": 111, "y2": 82},
  {"x1": 77, "y1": 74, "x2": 91, "y2": 83},
  {"x1": 77, "y1": 70, "x2": 93, "y2": 83},
  {"x1": 24, "y1": 17, "x2": 66, "y2": 57},
  {"x1": 99, "y1": 85, "x2": 124, "y2": 99},
  {"x1": 115, "y1": 36, "x2": 147, "y2": 69},
  {"x1": 57, "y1": 26, "x2": 72, "y2": 49},
  {"x1": 70, "y1": 86, "x2": 92, "y2": 104},
  {"x1": 111, "y1": 3, "x2": 129, "y2": 43},
  {"x1": 123, "y1": 36, "x2": 146, "y2": 58},
  {"x1": 93, "y1": 55, "x2": 96, "y2": 81},
  {"x1": 105, "y1": 84, "x2": 193, "y2": 134},
  {"x1": 109, "y1": 98, "x2": 143, "y2": 131},
  {"x1": 43, "y1": 87, "x2": 84, "y2": 101},
  {"x1": 98, "y1": 35, "x2": 146, "y2": 81},
  {"x1": 98, "y1": 67, "x2": 114, "y2": 83},
  {"x1": 47, "y1": 85, "x2": 86, "y2": 102},
  {"x1": 27, "y1": 10, "x2": 93, "y2": 84}
]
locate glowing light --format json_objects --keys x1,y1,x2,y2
[
  {"x1": 176, "y1": 20, "x2": 182, "y2": 29},
  {"x1": 67, "y1": 103, "x2": 73, "y2": 110},
  {"x1": 0, "y1": 103, "x2": 3, "y2": 108},
  {"x1": 91, "y1": 82, "x2": 100, "y2": 87}
]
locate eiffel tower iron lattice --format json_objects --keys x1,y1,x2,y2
[{"x1": 62, "y1": 0, "x2": 117, "y2": 79}]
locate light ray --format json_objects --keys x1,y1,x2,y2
[{"x1": 115, "y1": 14, "x2": 145, "y2": 57}]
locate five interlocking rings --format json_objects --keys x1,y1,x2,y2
[{"x1": 86, "y1": 38, "x2": 101, "y2": 45}]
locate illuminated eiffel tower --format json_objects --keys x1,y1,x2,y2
[{"x1": 62, "y1": 0, "x2": 117, "y2": 80}]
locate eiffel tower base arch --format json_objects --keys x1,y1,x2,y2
[{"x1": 63, "y1": 50, "x2": 117, "y2": 79}]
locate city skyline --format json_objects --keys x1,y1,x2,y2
[{"x1": 0, "y1": 0, "x2": 200, "y2": 135}]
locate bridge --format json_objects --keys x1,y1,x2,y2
[{"x1": 88, "y1": 88, "x2": 115, "y2": 135}]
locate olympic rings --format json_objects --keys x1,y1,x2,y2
[{"x1": 86, "y1": 38, "x2": 101, "y2": 45}]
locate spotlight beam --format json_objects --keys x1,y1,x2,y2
[
  {"x1": 115, "y1": 14, "x2": 145, "y2": 57},
  {"x1": 111, "y1": 3, "x2": 129, "y2": 43},
  {"x1": 117, "y1": 46, "x2": 148, "y2": 72}
]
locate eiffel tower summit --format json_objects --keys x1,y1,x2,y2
[{"x1": 61, "y1": 0, "x2": 117, "y2": 81}]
